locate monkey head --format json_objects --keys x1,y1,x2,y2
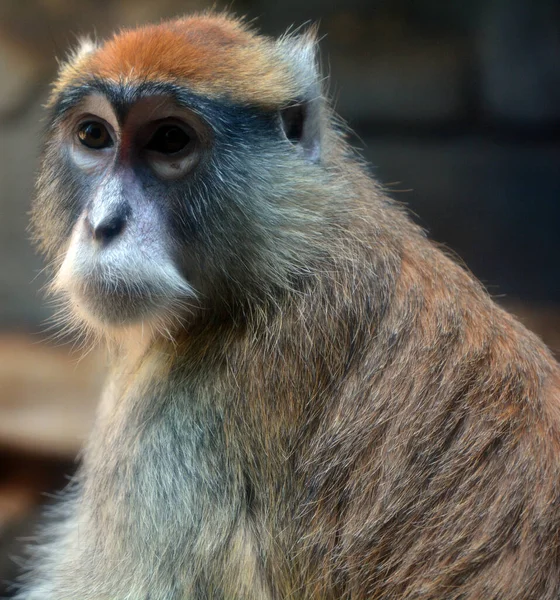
[{"x1": 32, "y1": 15, "x2": 330, "y2": 332}]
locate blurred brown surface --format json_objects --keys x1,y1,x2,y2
[
  {"x1": 0, "y1": 335, "x2": 103, "y2": 595},
  {"x1": 0, "y1": 336, "x2": 104, "y2": 457},
  {"x1": 504, "y1": 303, "x2": 560, "y2": 357}
]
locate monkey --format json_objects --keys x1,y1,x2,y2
[{"x1": 15, "y1": 12, "x2": 560, "y2": 600}]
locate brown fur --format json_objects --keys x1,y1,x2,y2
[
  {"x1": 19, "y1": 12, "x2": 560, "y2": 600},
  {"x1": 166, "y1": 177, "x2": 560, "y2": 598},
  {"x1": 52, "y1": 14, "x2": 299, "y2": 108}
]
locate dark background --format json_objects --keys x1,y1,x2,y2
[{"x1": 0, "y1": 0, "x2": 558, "y2": 595}]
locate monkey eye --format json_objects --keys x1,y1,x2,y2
[
  {"x1": 77, "y1": 121, "x2": 113, "y2": 150},
  {"x1": 146, "y1": 125, "x2": 191, "y2": 155}
]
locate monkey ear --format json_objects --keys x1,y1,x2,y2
[{"x1": 277, "y1": 28, "x2": 323, "y2": 163}]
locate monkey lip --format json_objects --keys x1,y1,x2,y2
[
  {"x1": 60, "y1": 255, "x2": 196, "y2": 328},
  {"x1": 54, "y1": 234, "x2": 196, "y2": 328},
  {"x1": 70, "y1": 276, "x2": 164, "y2": 325},
  {"x1": 63, "y1": 257, "x2": 176, "y2": 323}
]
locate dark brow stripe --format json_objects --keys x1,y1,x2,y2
[
  {"x1": 49, "y1": 79, "x2": 236, "y2": 125},
  {"x1": 47, "y1": 78, "x2": 280, "y2": 144}
]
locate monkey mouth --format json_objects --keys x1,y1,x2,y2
[
  {"x1": 53, "y1": 221, "x2": 197, "y2": 329},
  {"x1": 57, "y1": 257, "x2": 196, "y2": 329},
  {"x1": 69, "y1": 275, "x2": 168, "y2": 325}
]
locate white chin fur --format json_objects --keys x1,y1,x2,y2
[{"x1": 53, "y1": 234, "x2": 196, "y2": 331}]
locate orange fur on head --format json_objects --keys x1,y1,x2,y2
[{"x1": 53, "y1": 14, "x2": 301, "y2": 108}]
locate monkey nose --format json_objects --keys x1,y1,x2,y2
[{"x1": 86, "y1": 208, "x2": 128, "y2": 245}]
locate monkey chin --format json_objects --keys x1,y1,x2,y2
[
  {"x1": 71, "y1": 282, "x2": 168, "y2": 327},
  {"x1": 54, "y1": 259, "x2": 197, "y2": 334}
]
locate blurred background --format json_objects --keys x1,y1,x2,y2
[{"x1": 0, "y1": 0, "x2": 559, "y2": 594}]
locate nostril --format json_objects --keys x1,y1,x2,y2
[{"x1": 90, "y1": 212, "x2": 127, "y2": 245}]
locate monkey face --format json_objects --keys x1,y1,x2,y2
[
  {"x1": 33, "y1": 78, "x2": 325, "y2": 332},
  {"x1": 34, "y1": 90, "x2": 211, "y2": 329},
  {"x1": 32, "y1": 18, "x2": 327, "y2": 333}
]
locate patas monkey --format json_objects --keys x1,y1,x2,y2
[{"x1": 17, "y1": 13, "x2": 560, "y2": 600}]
